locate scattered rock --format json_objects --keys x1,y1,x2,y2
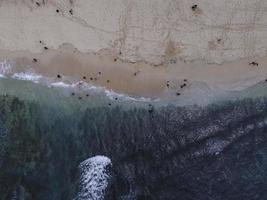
[
  {"x1": 217, "y1": 38, "x2": 222, "y2": 43},
  {"x1": 69, "y1": 9, "x2": 73, "y2": 15},
  {"x1": 180, "y1": 83, "x2": 186, "y2": 89},
  {"x1": 249, "y1": 61, "x2": 259, "y2": 66},
  {"x1": 191, "y1": 5, "x2": 198, "y2": 11}
]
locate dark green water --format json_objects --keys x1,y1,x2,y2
[{"x1": 1, "y1": 78, "x2": 267, "y2": 200}]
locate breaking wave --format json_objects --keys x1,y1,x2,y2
[
  {"x1": 76, "y1": 156, "x2": 112, "y2": 200},
  {"x1": 0, "y1": 69, "x2": 156, "y2": 103}
]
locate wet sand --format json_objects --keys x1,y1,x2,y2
[{"x1": 0, "y1": 44, "x2": 267, "y2": 99}]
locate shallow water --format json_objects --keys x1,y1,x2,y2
[
  {"x1": 1, "y1": 74, "x2": 267, "y2": 106},
  {"x1": 1, "y1": 78, "x2": 267, "y2": 200}
]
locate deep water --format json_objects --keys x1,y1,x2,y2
[{"x1": 0, "y1": 93, "x2": 267, "y2": 200}]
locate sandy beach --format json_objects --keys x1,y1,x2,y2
[
  {"x1": 0, "y1": 46, "x2": 267, "y2": 99},
  {"x1": 2, "y1": 1, "x2": 267, "y2": 199},
  {"x1": 0, "y1": 0, "x2": 266, "y2": 98}
]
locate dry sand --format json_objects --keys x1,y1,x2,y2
[{"x1": 0, "y1": 0, "x2": 266, "y2": 98}]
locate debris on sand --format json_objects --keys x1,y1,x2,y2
[
  {"x1": 191, "y1": 5, "x2": 198, "y2": 11},
  {"x1": 69, "y1": 9, "x2": 73, "y2": 15},
  {"x1": 249, "y1": 61, "x2": 259, "y2": 66}
]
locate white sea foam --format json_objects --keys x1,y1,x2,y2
[
  {"x1": 50, "y1": 80, "x2": 157, "y2": 102},
  {"x1": 7, "y1": 69, "x2": 157, "y2": 102},
  {"x1": 12, "y1": 72, "x2": 42, "y2": 83},
  {"x1": 0, "y1": 60, "x2": 156, "y2": 102},
  {"x1": 50, "y1": 81, "x2": 73, "y2": 88},
  {"x1": 77, "y1": 155, "x2": 112, "y2": 200},
  {"x1": 70, "y1": 81, "x2": 157, "y2": 102},
  {"x1": 0, "y1": 60, "x2": 12, "y2": 75},
  {"x1": 104, "y1": 89, "x2": 155, "y2": 102}
]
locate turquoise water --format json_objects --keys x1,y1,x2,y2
[{"x1": 1, "y1": 76, "x2": 267, "y2": 108}]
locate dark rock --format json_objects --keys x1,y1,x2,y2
[
  {"x1": 69, "y1": 9, "x2": 73, "y2": 15},
  {"x1": 191, "y1": 5, "x2": 197, "y2": 11}
]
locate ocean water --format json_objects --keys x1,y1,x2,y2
[{"x1": 0, "y1": 75, "x2": 267, "y2": 200}]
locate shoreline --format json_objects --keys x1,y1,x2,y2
[
  {"x1": 0, "y1": 45, "x2": 267, "y2": 100},
  {"x1": 0, "y1": 0, "x2": 266, "y2": 100}
]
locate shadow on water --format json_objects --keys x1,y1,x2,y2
[{"x1": 0, "y1": 78, "x2": 267, "y2": 199}]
